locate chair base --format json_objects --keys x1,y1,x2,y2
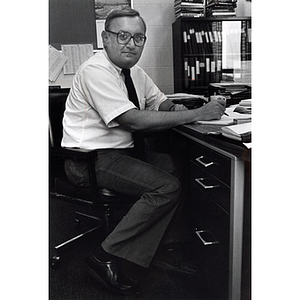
[
  {"x1": 50, "y1": 184, "x2": 136, "y2": 269},
  {"x1": 50, "y1": 211, "x2": 103, "y2": 269}
]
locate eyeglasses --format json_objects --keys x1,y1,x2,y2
[{"x1": 106, "y1": 30, "x2": 146, "y2": 47}]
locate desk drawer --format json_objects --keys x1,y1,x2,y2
[
  {"x1": 190, "y1": 184, "x2": 230, "y2": 246},
  {"x1": 191, "y1": 162, "x2": 230, "y2": 213},
  {"x1": 189, "y1": 184, "x2": 230, "y2": 295},
  {"x1": 190, "y1": 143, "x2": 231, "y2": 186}
]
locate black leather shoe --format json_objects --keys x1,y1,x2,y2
[{"x1": 85, "y1": 255, "x2": 138, "y2": 295}]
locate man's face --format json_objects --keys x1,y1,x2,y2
[{"x1": 102, "y1": 16, "x2": 146, "y2": 69}]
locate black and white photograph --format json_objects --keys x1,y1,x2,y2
[
  {"x1": 47, "y1": 1, "x2": 253, "y2": 299},
  {"x1": 4, "y1": 1, "x2": 300, "y2": 300}
]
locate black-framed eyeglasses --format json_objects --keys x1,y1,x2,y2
[{"x1": 106, "y1": 30, "x2": 147, "y2": 47}]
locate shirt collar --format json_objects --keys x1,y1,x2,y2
[{"x1": 103, "y1": 48, "x2": 123, "y2": 76}]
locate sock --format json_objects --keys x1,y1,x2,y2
[{"x1": 93, "y1": 246, "x2": 114, "y2": 262}]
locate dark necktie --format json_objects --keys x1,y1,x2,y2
[{"x1": 122, "y1": 68, "x2": 145, "y2": 159}]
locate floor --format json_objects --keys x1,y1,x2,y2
[{"x1": 49, "y1": 196, "x2": 228, "y2": 300}]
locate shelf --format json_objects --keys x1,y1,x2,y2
[{"x1": 172, "y1": 17, "x2": 252, "y2": 93}]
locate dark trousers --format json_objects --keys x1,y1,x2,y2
[{"x1": 64, "y1": 149, "x2": 186, "y2": 268}]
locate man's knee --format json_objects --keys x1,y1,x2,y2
[{"x1": 157, "y1": 176, "x2": 181, "y2": 206}]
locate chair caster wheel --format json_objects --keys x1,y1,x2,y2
[
  {"x1": 75, "y1": 218, "x2": 80, "y2": 227},
  {"x1": 50, "y1": 256, "x2": 61, "y2": 269}
]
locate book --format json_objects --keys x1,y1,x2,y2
[
  {"x1": 174, "y1": 0, "x2": 205, "y2": 19},
  {"x1": 205, "y1": 0, "x2": 237, "y2": 17},
  {"x1": 221, "y1": 122, "x2": 251, "y2": 142},
  {"x1": 207, "y1": 0, "x2": 237, "y2": 4}
]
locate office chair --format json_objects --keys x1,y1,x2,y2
[{"x1": 49, "y1": 87, "x2": 136, "y2": 269}]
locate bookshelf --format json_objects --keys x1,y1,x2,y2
[{"x1": 172, "y1": 17, "x2": 251, "y2": 94}]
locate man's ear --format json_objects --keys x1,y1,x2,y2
[{"x1": 101, "y1": 31, "x2": 109, "y2": 47}]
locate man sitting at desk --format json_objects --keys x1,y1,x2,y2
[{"x1": 61, "y1": 7, "x2": 225, "y2": 295}]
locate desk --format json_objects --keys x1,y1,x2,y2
[{"x1": 173, "y1": 124, "x2": 251, "y2": 300}]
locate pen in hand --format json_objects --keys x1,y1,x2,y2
[{"x1": 209, "y1": 95, "x2": 228, "y2": 116}]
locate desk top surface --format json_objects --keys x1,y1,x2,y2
[{"x1": 174, "y1": 124, "x2": 251, "y2": 162}]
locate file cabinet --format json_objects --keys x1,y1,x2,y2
[{"x1": 173, "y1": 125, "x2": 250, "y2": 300}]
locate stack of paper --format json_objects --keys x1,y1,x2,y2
[
  {"x1": 174, "y1": 0, "x2": 205, "y2": 19},
  {"x1": 225, "y1": 106, "x2": 251, "y2": 123},
  {"x1": 239, "y1": 99, "x2": 252, "y2": 107},
  {"x1": 221, "y1": 122, "x2": 251, "y2": 143},
  {"x1": 196, "y1": 105, "x2": 251, "y2": 125}
]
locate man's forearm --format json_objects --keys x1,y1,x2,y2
[
  {"x1": 159, "y1": 99, "x2": 188, "y2": 111},
  {"x1": 116, "y1": 109, "x2": 196, "y2": 132},
  {"x1": 116, "y1": 101, "x2": 224, "y2": 132}
]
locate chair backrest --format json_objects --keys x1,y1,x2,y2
[{"x1": 49, "y1": 87, "x2": 70, "y2": 148}]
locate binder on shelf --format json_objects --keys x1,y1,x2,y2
[
  {"x1": 186, "y1": 24, "x2": 193, "y2": 54},
  {"x1": 183, "y1": 25, "x2": 188, "y2": 54},
  {"x1": 174, "y1": 17, "x2": 251, "y2": 93},
  {"x1": 189, "y1": 26, "x2": 198, "y2": 54},
  {"x1": 190, "y1": 57, "x2": 196, "y2": 87},
  {"x1": 184, "y1": 57, "x2": 189, "y2": 88},
  {"x1": 195, "y1": 56, "x2": 200, "y2": 86},
  {"x1": 199, "y1": 56, "x2": 205, "y2": 87},
  {"x1": 205, "y1": 56, "x2": 210, "y2": 86}
]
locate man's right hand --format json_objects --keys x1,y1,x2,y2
[{"x1": 196, "y1": 100, "x2": 226, "y2": 121}]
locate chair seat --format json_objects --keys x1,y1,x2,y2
[{"x1": 53, "y1": 177, "x2": 135, "y2": 205}]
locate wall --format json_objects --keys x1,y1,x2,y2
[
  {"x1": 50, "y1": 0, "x2": 251, "y2": 94},
  {"x1": 133, "y1": 0, "x2": 175, "y2": 94},
  {"x1": 236, "y1": 0, "x2": 251, "y2": 17}
]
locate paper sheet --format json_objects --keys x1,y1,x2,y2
[
  {"x1": 49, "y1": 45, "x2": 68, "y2": 82},
  {"x1": 62, "y1": 44, "x2": 94, "y2": 74},
  {"x1": 224, "y1": 106, "x2": 252, "y2": 121},
  {"x1": 222, "y1": 122, "x2": 252, "y2": 136},
  {"x1": 196, "y1": 115, "x2": 235, "y2": 125}
]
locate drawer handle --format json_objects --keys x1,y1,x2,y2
[
  {"x1": 195, "y1": 178, "x2": 220, "y2": 189},
  {"x1": 195, "y1": 156, "x2": 215, "y2": 168},
  {"x1": 195, "y1": 230, "x2": 219, "y2": 246}
]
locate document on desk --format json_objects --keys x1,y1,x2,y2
[
  {"x1": 62, "y1": 44, "x2": 94, "y2": 75},
  {"x1": 196, "y1": 115, "x2": 235, "y2": 125},
  {"x1": 221, "y1": 122, "x2": 252, "y2": 148},
  {"x1": 196, "y1": 106, "x2": 251, "y2": 125},
  {"x1": 225, "y1": 106, "x2": 252, "y2": 122},
  {"x1": 49, "y1": 45, "x2": 68, "y2": 82}
]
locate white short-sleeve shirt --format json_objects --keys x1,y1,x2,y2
[{"x1": 61, "y1": 50, "x2": 167, "y2": 150}]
